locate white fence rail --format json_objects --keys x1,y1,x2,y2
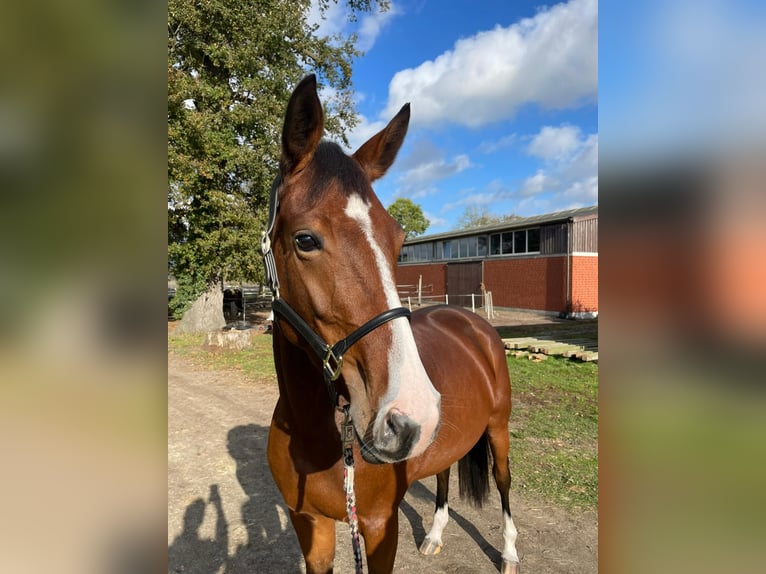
[{"x1": 398, "y1": 275, "x2": 495, "y2": 320}]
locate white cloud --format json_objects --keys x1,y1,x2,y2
[
  {"x1": 392, "y1": 153, "x2": 473, "y2": 200},
  {"x1": 559, "y1": 133, "x2": 597, "y2": 181},
  {"x1": 562, "y1": 176, "x2": 598, "y2": 203},
  {"x1": 357, "y1": 3, "x2": 401, "y2": 52},
  {"x1": 441, "y1": 192, "x2": 498, "y2": 214},
  {"x1": 516, "y1": 196, "x2": 553, "y2": 214},
  {"x1": 382, "y1": 0, "x2": 597, "y2": 127},
  {"x1": 400, "y1": 154, "x2": 472, "y2": 185},
  {"x1": 519, "y1": 170, "x2": 555, "y2": 196},
  {"x1": 519, "y1": 125, "x2": 598, "y2": 205},
  {"x1": 422, "y1": 211, "x2": 447, "y2": 229},
  {"x1": 527, "y1": 125, "x2": 582, "y2": 161},
  {"x1": 385, "y1": 138, "x2": 474, "y2": 198},
  {"x1": 308, "y1": 1, "x2": 400, "y2": 52},
  {"x1": 478, "y1": 133, "x2": 517, "y2": 154},
  {"x1": 394, "y1": 185, "x2": 440, "y2": 200}
]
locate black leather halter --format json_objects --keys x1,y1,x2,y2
[{"x1": 261, "y1": 176, "x2": 411, "y2": 405}]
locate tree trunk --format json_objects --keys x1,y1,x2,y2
[{"x1": 175, "y1": 282, "x2": 225, "y2": 334}]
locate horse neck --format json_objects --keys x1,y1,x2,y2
[{"x1": 272, "y1": 326, "x2": 337, "y2": 429}]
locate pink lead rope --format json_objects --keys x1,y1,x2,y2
[{"x1": 340, "y1": 404, "x2": 364, "y2": 573}]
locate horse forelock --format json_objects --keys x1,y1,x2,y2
[{"x1": 300, "y1": 141, "x2": 375, "y2": 204}]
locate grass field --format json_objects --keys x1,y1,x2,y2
[
  {"x1": 506, "y1": 355, "x2": 598, "y2": 510},
  {"x1": 169, "y1": 325, "x2": 598, "y2": 511}
]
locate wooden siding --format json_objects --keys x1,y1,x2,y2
[
  {"x1": 572, "y1": 217, "x2": 598, "y2": 253},
  {"x1": 540, "y1": 223, "x2": 568, "y2": 255}
]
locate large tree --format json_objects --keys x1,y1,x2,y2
[
  {"x1": 387, "y1": 197, "x2": 429, "y2": 239},
  {"x1": 456, "y1": 205, "x2": 522, "y2": 230},
  {"x1": 168, "y1": 0, "x2": 387, "y2": 332}
]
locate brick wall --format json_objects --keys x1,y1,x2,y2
[
  {"x1": 395, "y1": 264, "x2": 446, "y2": 298},
  {"x1": 396, "y1": 255, "x2": 599, "y2": 313},
  {"x1": 570, "y1": 255, "x2": 599, "y2": 312},
  {"x1": 484, "y1": 256, "x2": 568, "y2": 312}
]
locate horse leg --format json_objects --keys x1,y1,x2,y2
[
  {"x1": 487, "y1": 424, "x2": 520, "y2": 574},
  {"x1": 359, "y1": 509, "x2": 399, "y2": 574},
  {"x1": 289, "y1": 510, "x2": 337, "y2": 574},
  {"x1": 419, "y1": 468, "x2": 450, "y2": 555}
]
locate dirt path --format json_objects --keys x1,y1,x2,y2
[{"x1": 168, "y1": 351, "x2": 597, "y2": 573}]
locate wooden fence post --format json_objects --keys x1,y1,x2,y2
[{"x1": 418, "y1": 275, "x2": 422, "y2": 306}]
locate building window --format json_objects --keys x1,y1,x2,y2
[
  {"x1": 527, "y1": 228, "x2": 540, "y2": 252},
  {"x1": 401, "y1": 227, "x2": 542, "y2": 262},
  {"x1": 514, "y1": 230, "x2": 526, "y2": 253},
  {"x1": 468, "y1": 237, "x2": 479, "y2": 257},
  {"x1": 501, "y1": 232, "x2": 513, "y2": 254},
  {"x1": 490, "y1": 234, "x2": 500, "y2": 255},
  {"x1": 487, "y1": 228, "x2": 542, "y2": 256},
  {"x1": 478, "y1": 235, "x2": 488, "y2": 257},
  {"x1": 458, "y1": 237, "x2": 468, "y2": 258}
]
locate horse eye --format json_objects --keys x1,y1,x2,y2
[{"x1": 294, "y1": 233, "x2": 320, "y2": 252}]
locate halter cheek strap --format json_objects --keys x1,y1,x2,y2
[{"x1": 261, "y1": 177, "x2": 282, "y2": 299}]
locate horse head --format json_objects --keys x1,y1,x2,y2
[{"x1": 269, "y1": 75, "x2": 441, "y2": 464}]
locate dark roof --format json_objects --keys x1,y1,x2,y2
[{"x1": 404, "y1": 205, "x2": 598, "y2": 245}]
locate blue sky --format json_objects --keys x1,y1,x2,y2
[{"x1": 309, "y1": 0, "x2": 598, "y2": 233}]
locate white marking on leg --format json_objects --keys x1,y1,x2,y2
[
  {"x1": 425, "y1": 505, "x2": 449, "y2": 546},
  {"x1": 501, "y1": 511, "x2": 519, "y2": 564},
  {"x1": 344, "y1": 194, "x2": 440, "y2": 455}
]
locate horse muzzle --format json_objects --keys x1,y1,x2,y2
[{"x1": 358, "y1": 403, "x2": 440, "y2": 464}]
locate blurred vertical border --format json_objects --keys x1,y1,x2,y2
[
  {"x1": 0, "y1": 1, "x2": 167, "y2": 572},
  {"x1": 600, "y1": 1, "x2": 766, "y2": 573},
  {"x1": 4, "y1": 1, "x2": 765, "y2": 572}
]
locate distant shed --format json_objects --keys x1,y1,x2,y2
[{"x1": 396, "y1": 206, "x2": 598, "y2": 315}]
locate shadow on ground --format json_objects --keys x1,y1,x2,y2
[
  {"x1": 168, "y1": 423, "x2": 303, "y2": 573},
  {"x1": 400, "y1": 479, "x2": 504, "y2": 570}
]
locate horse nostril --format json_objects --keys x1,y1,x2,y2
[
  {"x1": 384, "y1": 410, "x2": 418, "y2": 440},
  {"x1": 371, "y1": 409, "x2": 422, "y2": 462},
  {"x1": 384, "y1": 410, "x2": 402, "y2": 437}
]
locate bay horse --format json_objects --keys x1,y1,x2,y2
[{"x1": 262, "y1": 75, "x2": 519, "y2": 573}]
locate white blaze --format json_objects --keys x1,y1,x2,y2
[{"x1": 343, "y1": 194, "x2": 440, "y2": 455}]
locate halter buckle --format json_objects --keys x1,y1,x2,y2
[
  {"x1": 260, "y1": 231, "x2": 271, "y2": 256},
  {"x1": 323, "y1": 346, "x2": 344, "y2": 381}
]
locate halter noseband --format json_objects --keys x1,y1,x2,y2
[{"x1": 260, "y1": 176, "x2": 411, "y2": 405}]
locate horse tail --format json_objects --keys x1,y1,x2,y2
[{"x1": 458, "y1": 431, "x2": 491, "y2": 508}]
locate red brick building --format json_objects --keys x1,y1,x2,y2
[{"x1": 396, "y1": 206, "x2": 598, "y2": 316}]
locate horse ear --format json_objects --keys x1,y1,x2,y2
[
  {"x1": 281, "y1": 74, "x2": 324, "y2": 176},
  {"x1": 352, "y1": 103, "x2": 410, "y2": 182}
]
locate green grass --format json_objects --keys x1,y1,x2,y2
[
  {"x1": 507, "y1": 355, "x2": 598, "y2": 510},
  {"x1": 168, "y1": 323, "x2": 598, "y2": 511},
  {"x1": 168, "y1": 328, "x2": 277, "y2": 384}
]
